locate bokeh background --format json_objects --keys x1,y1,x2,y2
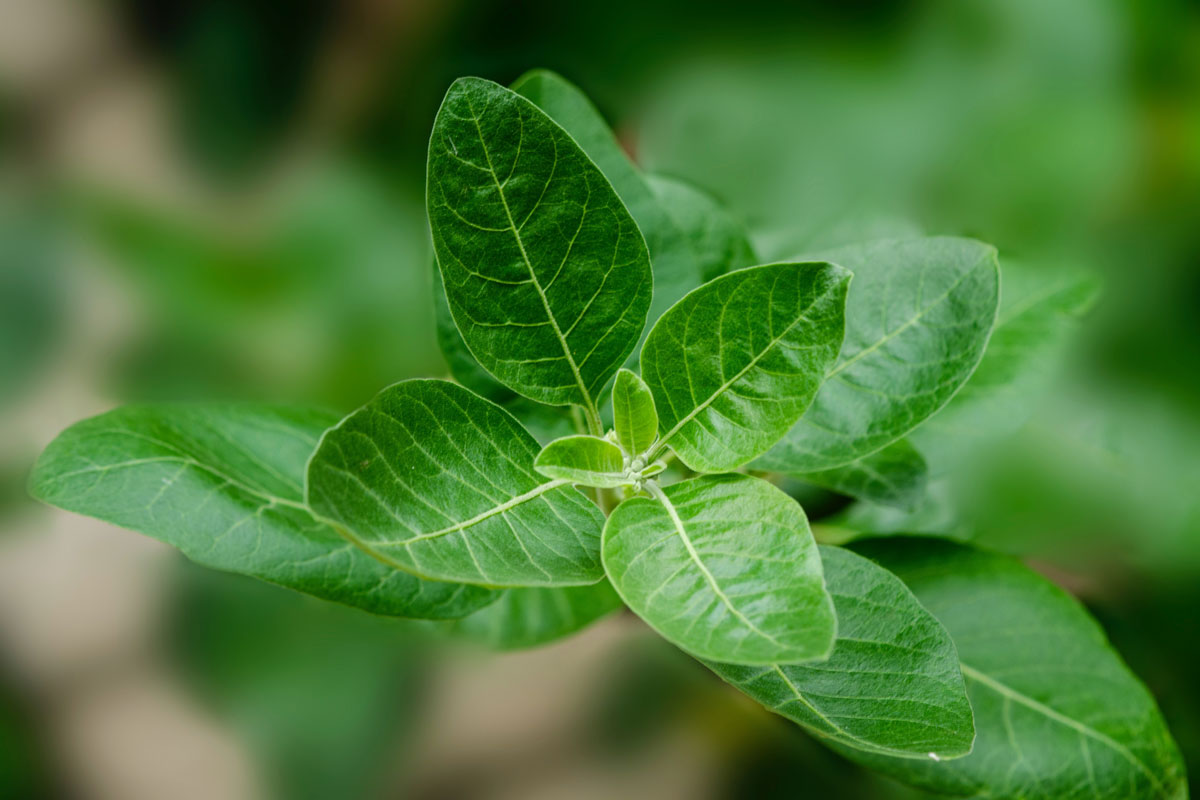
[{"x1": 2, "y1": 0, "x2": 1199, "y2": 797}]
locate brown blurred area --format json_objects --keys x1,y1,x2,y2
[{"x1": 1, "y1": 0, "x2": 1198, "y2": 798}]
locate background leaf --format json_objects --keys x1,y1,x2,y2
[
  {"x1": 706, "y1": 545, "x2": 973, "y2": 759},
  {"x1": 603, "y1": 474, "x2": 835, "y2": 665},
  {"x1": 428, "y1": 76, "x2": 652, "y2": 412},
  {"x1": 642, "y1": 262, "x2": 849, "y2": 472},
  {"x1": 793, "y1": 439, "x2": 929, "y2": 510},
  {"x1": 28, "y1": 404, "x2": 498, "y2": 618},
  {"x1": 645, "y1": 173, "x2": 757, "y2": 282},
  {"x1": 842, "y1": 537, "x2": 1187, "y2": 799},
  {"x1": 306, "y1": 379, "x2": 605, "y2": 587},
  {"x1": 757, "y1": 237, "x2": 999, "y2": 472},
  {"x1": 440, "y1": 580, "x2": 624, "y2": 651}
]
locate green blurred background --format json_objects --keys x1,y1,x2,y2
[{"x1": 1, "y1": 0, "x2": 1198, "y2": 797}]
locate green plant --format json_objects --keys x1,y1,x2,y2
[{"x1": 28, "y1": 72, "x2": 1185, "y2": 799}]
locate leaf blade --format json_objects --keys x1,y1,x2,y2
[
  {"x1": 306, "y1": 379, "x2": 606, "y2": 587},
  {"x1": 705, "y1": 545, "x2": 974, "y2": 759},
  {"x1": 427, "y1": 76, "x2": 652, "y2": 411},
  {"x1": 796, "y1": 439, "x2": 929, "y2": 510},
  {"x1": 612, "y1": 368, "x2": 658, "y2": 457},
  {"x1": 534, "y1": 434, "x2": 628, "y2": 488},
  {"x1": 603, "y1": 474, "x2": 835, "y2": 665},
  {"x1": 441, "y1": 580, "x2": 623, "y2": 651},
  {"x1": 28, "y1": 404, "x2": 498, "y2": 619},
  {"x1": 642, "y1": 261, "x2": 850, "y2": 472}
]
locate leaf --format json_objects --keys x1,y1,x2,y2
[
  {"x1": 602, "y1": 474, "x2": 835, "y2": 665},
  {"x1": 641, "y1": 262, "x2": 850, "y2": 472},
  {"x1": 911, "y1": 262, "x2": 1101, "y2": 470},
  {"x1": 842, "y1": 538, "x2": 1187, "y2": 800},
  {"x1": 706, "y1": 545, "x2": 973, "y2": 759},
  {"x1": 28, "y1": 404, "x2": 497, "y2": 619},
  {"x1": 427, "y1": 76, "x2": 652, "y2": 414},
  {"x1": 612, "y1": 368, "x2": 658, "y2": 457},
  {"x1": 431, "y1": 257, "x2": 511, "y2": 402},
  {"x1": 645, "y1": 173, "x2": 757, "y2": 281},
  {"x1": 534, "y1": 434, "x2": 628, "y2": 488},
  {"x1": 795, "y1": 439, "x2": 929, "y2": 510},
  {"x1": 442, "y1": 580, "x2": 624, "y2": 651},
  {"x1": 306, "y1": 379, "x2": 605, "y2": 587},
  {"x1": 757, "y1": 237, "x2": 1000, "y2": 472},
  {"x1": 511, "y1": 69, "x2": 704, "y2": 328}
]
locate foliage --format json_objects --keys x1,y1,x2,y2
[{"x1": 28, "y1": 72, "x2": 1185, "y2": 798}]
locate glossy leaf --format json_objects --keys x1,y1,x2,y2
[
  {"x1": 642, "y1": 262, "x2": 850, "y2": 472},
  {"x1": 612, "y1": 368, "x2": 658, "y2": 457},
  {"x1": 645, "y1": 173, "x2": 757, "y2": 281},
  {"x1": 443, "y1": 580, "x2": 624, "y2": 651},
  {"x1": 603, "y1": 474, "x2": 835, "y2": 665},
  {"x1": 28, "y1": 404, "x2": 498, "y2": 619},
  {"x1": 843, "y1": 538, "x2": 1187, "y2": 800},
  {"x1": 534, "y1": 434, "x2": 628, "y2": 488},
  {"x1": 707, "y1": 545, "x2": 973, "y2": 759},
  {"x1": 511, "y1": 69, "x2": 704, "y2": 327},
  {"x1": 797, "y1": 439, "x2": 929, "y2": 510},
  {"x1": 758, "y1": 237, "x2": 999, "y2": 472},
  {"x1": 306, "y1": 380, "x2": 605, "y2": 587},
  {"x1": 427, "y1": 76, "x2": 652, "y2": 412},
  {"x1": 911, "y1": 262, "x2": 1101, "y2": 469}
]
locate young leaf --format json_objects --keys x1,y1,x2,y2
[
  {"x1": 28, "y1": 405, "x2": 498, "y2": 619},
  {"x1": 796, "y1": 439, "x2": 929, "y2": 510},
  {"x1": 911, "y1": 262, "x2": 1101, "y2": 469},
  {"x1": 534, "y1": 434, "x2": 627, "y2": 488},
  {"x1": 645, "y1": 173, "x2": 757, "y2": 281},
  {"x1": 511, "y1": 69, "x2": 705, "y2": 327},
  {"x1": 841, "y1": 538, "x2": 1187, "y2": 800},
  {"x1": 602, "y1": 474, "x2": 835, "y2": 665},
  {"x1": 612, "y1": 368, "x2": 658, "y2": 457},
  {"x1": 706, "y1": 545, "x2": 974, "y2": 759},
  {"x1": 441, "y1": 580, "x2": 623, "y2": 651},
  {"x1": 427, "y1": 77, "x2": 652, "y2": 415},
  {"x1": 757, "y1": 237, "x2": 1000, "y2": 472},
  {"x1": 642, "y1": 262, "x2": 850, "y2": 472},
  {"x1": 306, "y1": 380, "x2": 605, "y2": 587}
]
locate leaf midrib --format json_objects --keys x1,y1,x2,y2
[{"x1": 464, "y1": 95, "x2": 599, "y2": 421}]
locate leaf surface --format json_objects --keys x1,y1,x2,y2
[
  {"x1": 28, "y1": 405, "x2": 497, "y2": 619},
  {"x1": 796, "y1": 439, "x2": 928, "y2": 510},
  {"x1": 757, "y1": 237, "x2": 999, "y2": 472},
  {"x1": 443, "y1": 580, "x2": 623, "y2": 651},
  {"x1": 534, "y1": 434, "x2": 628, "y2": 488},
  {"x1": 306, "y1": 380, "x2": 605, "y2": 587},
  {"x1": 642, "y1": 262, "x2": 850, "y2": 472},
  {"x1": 707, "y1": 545, "x2": 973, "y2": 759},
  {"x1": 612, "y1": 368, "x2": 658, "y2": 457},
  {"x1": 603, "y1": 474, "x2": 835, "y2": 665},
  {"x1": 645, "y1": 173, "x2": 757, "y2": 282},
  {"x1": 427, "y1": 77, "x2": 652, "y2": 412},
  {"x1": 843, "y1": 538, "x2": 1187, "y2": 800}
]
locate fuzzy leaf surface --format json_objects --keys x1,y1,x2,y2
[
  {"x1": 306, "y1": 380, "x2": 605, "y2": 587},
  {"x1": 642, "y1": 262, "x2": 850, "y2": 472},
  {"x1": 612, "y1": 368, "x2": 658, "y2": 457},
  {"x1": 603, "y1": 474, "x2": 835, "y2": 665},
  {"x1": 758, "y1": 237, "x2": 999, "y2": 472},
  {"x1": 427, "y1": 77, "x2": 652, "y2": 409},
  {"x1": 534, "y1": 434, "x2": 628, "y2": 488},
  {"x1": 707, "y1": 545, "x2": 973, "y2": 759},
  {"x1": 29, "y1": 405, "x2": 497, "y2": 619}
]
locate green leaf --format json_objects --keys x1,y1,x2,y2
[
  {"x1": 511, "y1": 69, "x2": 704, "y2": 328},
  {"x1": 911, "y1": 262, "x2": 1101, "y2": 469},
  {"x1": 642, "y1": 262, "x2": 850, "y2": 472},
  {"x1": 645, "y1": 173, "x2": 757, "y2": 281},
  {"x1": 843, "y1": 538, "x2": 1187, "y2": 800},
  {"x1": 306, "y1": 379, "x2": 605, "y2": 587},
  {"x1": 757, "y1": 237, "x2": 1000, "y2": 472},
  {"x1": 706, "y1": 545, "x2": 973, "y2": 759},
  {"x1": 431, "y1": 257, "x2": 511, "y2": 402},
  {"x1": 427, "y1": 76, "x2": 652, "y2": 415},
  {"x1": 534, "y1": 434, "x2": 628, "y2": 488},
  {"x1": 603, "y1": 474, "x2": 835, "y2": 665},
  {"x1": 28, "y1": 404, "x2": 497, "y2": 619},
  {"x1": 612, "y1": 368, "x2": 658, "y2": 457},
  {"x1": 796, "y1": 439, "x2": 929, "y2": 510},
  {"x1": 442, "y1": 580, "x2": 623, "y2": 651}
]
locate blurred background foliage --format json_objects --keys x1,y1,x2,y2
[{"x1": 1, "y1": 0, "x2": 1198, "y2": 797}]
